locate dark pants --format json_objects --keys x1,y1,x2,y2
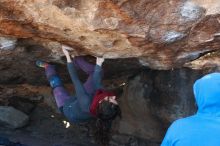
[{"x1": 45, "y1": 57, "x2": 99, "y2": 108}]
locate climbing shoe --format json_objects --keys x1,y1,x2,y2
[{"x1": 36, "y1": 60, "x2": 49, "y2": 68}]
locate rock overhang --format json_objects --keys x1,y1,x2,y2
[{"x1": 0, "y1": 0, "x2": 219, "y2": 70}]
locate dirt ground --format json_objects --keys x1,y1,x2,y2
[{"x1": 0, "y1": 104, "x2": 98, "y2": 146}]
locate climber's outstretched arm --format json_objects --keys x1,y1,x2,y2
[
  {"x1": 62, "y1": 45, "x2": 73, "y2": 63},
  {"x1": 92, "y1": 57, "x2": 105, "y2": 90}
]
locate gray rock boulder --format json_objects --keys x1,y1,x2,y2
[{"x1": 0, "y1": 106, "x2": 29, "y2": 129}]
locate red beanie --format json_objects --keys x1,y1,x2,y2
[{"x1": 90, "y1": 89, "x2": 115, "y2": 116}]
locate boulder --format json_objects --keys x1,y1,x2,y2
[
  {"x1": 0, "y1": 0, "x2": 219, "y2": 69},
  {"x1": 116, "y1": 68, "x2": 203, "y2": 142},
  {"x1": 0, "y1": 106, "x2": 29, "y2": 129}
]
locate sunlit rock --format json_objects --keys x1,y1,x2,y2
[{"x1": 0, "y1": 0, "x2": 219, "y2": 69}]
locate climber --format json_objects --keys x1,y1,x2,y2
[
  {"x1": 161, "y1": 72, "x2": 220, "y2": 146},
  {"x1": 36, "y1": 45, "x2": 121, "y2": 126}
]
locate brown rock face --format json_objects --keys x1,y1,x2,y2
[{"x1": 0, "y1": 0, "x2": 220, "y2": 69}]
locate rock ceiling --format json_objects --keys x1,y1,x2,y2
[{"x1": 0, "y1": 0, "x2": 220, "y2": 70}]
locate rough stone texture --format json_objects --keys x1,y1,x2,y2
[
  {"x1": 110, "y1": 134, "x2": 160, "y2": 146},
  {"x1": 116, "y1": 68, "x2": 208, "y2": 142},
  {"x1": 0, "y1": 37, "x2": 17, "y2": 50},
  {"x1": 184, "y1": 51, "x2": 220, "y2": 70},
  {"x1": 0, "y1": 106, "x2": 29, "y2": 129},
  {"x1": 117, "y1": 72, "x2": 163, "y2": 142},
  {"x1": 0, "y1": 0, "x2": 220, "y2": 69}
]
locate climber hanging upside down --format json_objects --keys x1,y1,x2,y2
[{"x1": 36, "y1": 45, "x2": 121, "y2": 127}]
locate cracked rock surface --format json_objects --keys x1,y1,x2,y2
[{"x1": 0, "y1": 0, "x2": 220, "y2": 69}]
